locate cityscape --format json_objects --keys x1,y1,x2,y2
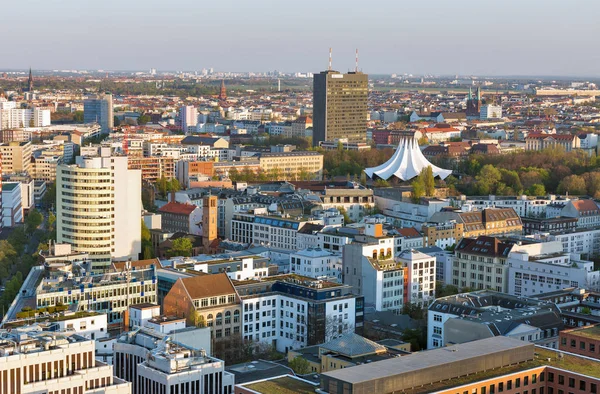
[{"x1": 1, "y1": 2, "x2": 600, "y2": 394}]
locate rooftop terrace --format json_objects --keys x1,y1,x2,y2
[{"x1": 244, "y1": 376, "x2": 317, "y2": 394}]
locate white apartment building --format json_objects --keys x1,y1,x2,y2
[
  {"x1": 237, "y1": 277, "x2": 357, "y2": 353},
  {"x1": 342, "y1": 223, "x2": 405, "y2": 312},
  {"x1": 549, "y1": 227, "x2": 600, "y2": 257},
  {"x1": 480, "y1": 104, "x2": 502, "y2": 119},
  {"x1": 507, "y1": 241, "x2": 600, "y2": 297},
  {"x1": 57, "y1": 153, "x2": 142, "y2": 272},
  {"x1": 0, "y1": 107, "x2": 51, "y2": 130},
  {"x1": 128, "y1": 303, "x2": 161, "y2": 328},
  {"x1": 0, "y1": 326, "x2": 131, "y2": 394},
  {"x1": 290, "y1": 248, "x2": 342, "y2": 282},
  {"x1": 456, "y1": 194, "x2": 556, "y2": 218},
  {"x1": 230, "y1": 213, "x2": 320, "y2": 251},
  {"x1": 396, "y1": 249, "x2": 436, "y2": 307},
  {"x1": 1, "y1": 182, "x2": 23, "y2": 227},
  {"x1": 180, "y1": 105, "x2": 198, "y2": 134}
]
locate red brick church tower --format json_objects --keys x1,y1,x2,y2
[{"x1": 219, "y1": 79, "x2": 227, "y2": 100}]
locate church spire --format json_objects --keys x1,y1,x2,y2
[
  {"x1": 27, "y1": 67, "x2": 33, "y2": 92},
  {"x1": 477, "y1": 86, "x2": 481, "y2": 101},
  {"x1": 468, "y1": 86, "x2": 472, "y2": 100},
  {"x1": 219, "y1": 79, "x2": 227, "y2": 100}
]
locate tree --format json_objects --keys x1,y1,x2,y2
[
  {"x1": 167, "y1": 237, "x2": 193, "y2": 258},
  {"x1": 411, "y1": 176, "x2": 425, "y2": 203},
  {"x1": 527, "y1": 183, "x2": 546, "y2": 197},
  {"x1": 402, "y1": 328, "x2": 426, "y2": 351},
  {"x1": 289, "y1": 357, "x2": 311, "y2": 375},
  {"x1": 373, "y1": 179, "x2": 390, "y2": 188},
  {"x1": 137, "y1": 114, "x2": 151, "y2": 125},
  {"x1": 141, "y1": 220, "x2": 155, "y2": 259},
  {"x1": 25, "y1": 209, "x2": 43, "y2": 235},
  {"x1": 422, "y1": 166, "x2": 435, "y2": 196},
  {"x1": 42, "y1": 183, "x2": 56, "y2": 209},
  {"x1": 400, "y1": 302, "x2": 425, "y2": 320},
  {"x1": 557, "y1": 175, "x2": 587, "y2": 195},
  {"x1": 73, "y1": 111, "x2": 84, "y2": 122},
  {"x1": 157, "y1": 176, "x2": 168, "y2": 198}
]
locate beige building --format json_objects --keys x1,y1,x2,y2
[
  {"x1": 424, "y1": 208, "x2": 522, "y2": 249},
  {"x1": 259, "y1": 151, "x2": 323, "y2": 180},
  {"x1": 452, "y1": 236, "x2": 514, "y2": 291},
  {"x1": 0, "y1": 141, "x2": 32, "y2": 175},
  {"x1": 525, "y1": 133, "x2": 580, "y2": 152},
  {"x1": 32, "y1": 155, "x2": 61, "y2": 182}
]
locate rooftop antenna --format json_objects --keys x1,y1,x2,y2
[
  {"x1": 328, "y1": 48, "x2": 332, "y2": 71},
  {"x1": 355, "y1": 49, "x2": 359, "y2": 72}
]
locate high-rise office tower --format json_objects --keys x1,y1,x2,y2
[
  {"x1": 312, "y1": 69, "x2": 368, "y2": 146},
  {"x1": 84, "y1": 92, "x2": 114, "y2": 134},
  {"x1": 179, "y1": 105, "x2": 198, "y2": 134},
  {"x1": 57, "y1": 150, "x2": 142, "y2": 272}
]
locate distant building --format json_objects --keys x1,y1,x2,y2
[
  {"x1": 180, "y1": 105, "x2": 198, "y2": 134},
  {"x1": 526, "y1": 133, "x2": 580, "y2": 152},
  {"x1": 465, "y1": 87, "x2": 482, "y2": 118},
  {"x1": 84, "y1": 92, "x2": 114, "y2": 134},
  {"x1": 0, "y1": 141, "x2": 32, "y2": 174},
  {"x1": 1, "y1": 182, "x2": 22, "y2": 227},
  {"x1": 480, "y1": 104, "x2": 502, "y2": 119},
  {"x1": 559, "y1": 324, "x2": 600, "y2": 359},
  {"x1": 313, "y1": 70, "x2": 368, "y2": 146}
]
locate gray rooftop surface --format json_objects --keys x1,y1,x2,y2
[{"x1": 322, "y1": 336, "x2": 530, "y2": 384}]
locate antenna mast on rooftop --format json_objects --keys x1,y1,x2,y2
[
  {"x1": 328, "y1": 48, "x2": 332, "y2": 71},
  {"x1": 355, "y1": 49, "x2": 359, "y2": 72}
]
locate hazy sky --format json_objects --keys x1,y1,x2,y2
[{"x1": 3, "y1": 0, "x2": 599, "y2": 76}]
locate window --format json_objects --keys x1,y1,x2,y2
[
  {"x1": 216, "y1": 313, "x2": 222, "y2": 326},
  {"x1": 580, "y1": 380, "x2": 586, "y2": 391},
  {"x1": 568, "y1": 377, "x2": 574, "y2": 388},
  {"x1": 507, "y1": 380, "x2": 512, "y2": 390},
  {"x1": 515, "y1": 378, "x2": 521, "y2": 388},
  {"x1": 225, "y1": 311, "x2": 231, "y2": 324},
  {"x1": 558, "y1": 375, "x2": 564, "y2": 385},
  {"x1": 524, "y1": 376, "x2": 529, "y2": 386},
  {"x1": 233, "y1": 310, "x2": 240, "y2": 323},
  {"x1": 433, "y1": 327, "x2": 442, "y2": 335},
  {"x1": 434, "y1": 314, "x2": 442, "y2": 322}
]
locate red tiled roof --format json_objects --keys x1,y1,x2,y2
[
  {"x1": 527, "y1": 133, "x2": 574, "y2": 141},
  {"x1": 423, "y1": 127, "x2": 459, "y2": 133},
  {"x1": 396, "y1": 227, "x2": 421, "y2": 238},
  {"x1": 572, "y1": 200, "x2": 600, "y2": 213},
  {"x1": 159, "y1": 202, "x2": 197, "y2": 216}
]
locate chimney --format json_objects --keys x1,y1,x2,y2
[{"x1": 171, "y1": 190, "x2": 176, "y2": 203}]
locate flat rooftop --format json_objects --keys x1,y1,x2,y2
[
  {"x1": 400, "y1": 346, "x2": 600, "y2": 394},
  {"x1": 243, "y1": 376, "x2": 317, "y2": 394},
  {"x1": 563, "y1": 324, "x2": 600, "y2": 339},
  {"x1": 323, "y1": 336, "x2": 529, "y2": 385}
]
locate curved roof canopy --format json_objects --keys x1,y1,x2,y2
[{"x1": 364, "y1": 136, "x2": 452, "y2": 181}]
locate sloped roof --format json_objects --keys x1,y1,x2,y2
[
  {"x1": 180, "y1": 273, "x2": 236, "y2": 300},
  {"x1": 320, "y1": 333, "x2": 386, "y2": 357},
  {"x1": 159, "y1": 202, "x2": 198, "y2": 215},
  {"x1": 572, "y1": 199, "x2": 600, "y2": 214}
]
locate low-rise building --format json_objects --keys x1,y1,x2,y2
[
  {"x1": 427, "y1": 290, "x2": 563, "y2": 349},
  {"x1": 507, "y1": 241, "x2": 600, "y2": 297},
  {"x1": 290, "y1": 248, "x2": 342, "y2": 282},
  {"x1": 1, "y1": 182, "x2": 22, "y2": 227},
  {"x1": 559, "y1": 324, "x2": 600, "y2": 360}
]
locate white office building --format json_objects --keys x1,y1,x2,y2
[
  {"x1": 290, "y1": 248, "x2": 342, "y2": 282},
  {"x1": 507, "y1": 241, "x2": 600, "y2": 297},
  {"x1": 480, "y1": 104, "x2": 502, "y2": 120},
  {"x1": 57, "y1": 151, "x2": 142, "y2": 272}
]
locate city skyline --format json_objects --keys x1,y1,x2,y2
[{"x1": 3, "y1": 0, "x2": 600, "y2": 77}]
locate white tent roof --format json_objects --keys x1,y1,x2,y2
[{"x1": 364, "y1": 137, "x2": 452, "y2": 181}]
